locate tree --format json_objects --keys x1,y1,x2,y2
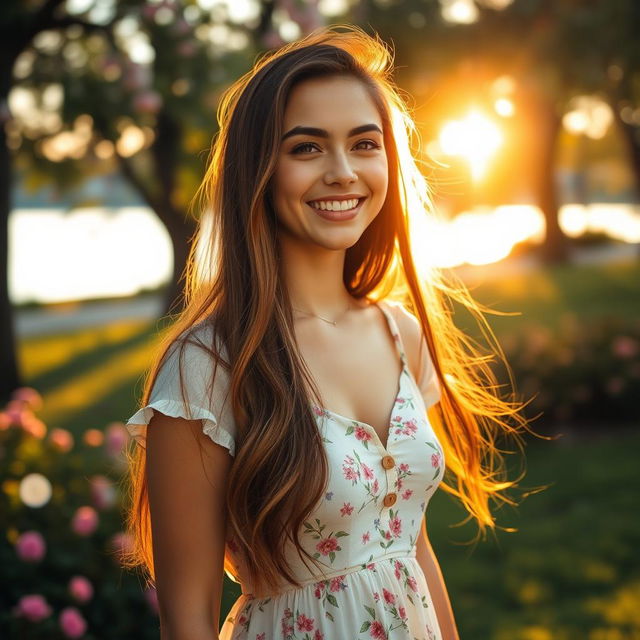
[{"x1": 2, "y1": 0, "x2": 325, "y2": 398}]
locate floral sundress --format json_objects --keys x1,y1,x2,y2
[{"x1": 126, "y1": 299, "x2": 445, "y2": 640}]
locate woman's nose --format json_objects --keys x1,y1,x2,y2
[{"x1": 324, "y1": 152, "x2": 357, "y2": 185}]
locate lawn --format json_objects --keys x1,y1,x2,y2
[{"x1": 15, "y1": 257, "x2": 640, "y2": 639}]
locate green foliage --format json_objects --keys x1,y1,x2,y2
[
  {"x1": 429, "y1": 431, "x2": 640, "y2": 639},
  {"x1": 0, "y1": 397, "x2": 161, "y2": 639}
]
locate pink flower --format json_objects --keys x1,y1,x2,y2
[
  {"x1": 144, "y1": 586, "x2": 159, "y2": 614},
  {"x1": 21, "y1": 413, "x2": 47, "y2": 439},
  {"x1": 105, "y1": 422, "x2": 129, "y2": 456},
  {"x1": 403, "y1": 420, "x2": 417, "y2": 435},
  {"x1": 132, "y1": 90, "x2": 163, "y2": 114},
  {"x1": 431, "y1": 452, "x2": 441, "y2": 468},
  {"x1": 329, "y1": 576, "x2": 344, "y2": 592},
  {"x1": 11, "y1": 387, "x2": 42, "y2": 411},
  {"x1": 314, "y1": 630, "x2": 324, "y2": 640},
  {"x1": 361, "y1": 463, "x2": 374, "y2": 480},
  {"x1": 59, "y1": 607, "x2": 87, "y2": 638},
  {"x1": 373, "y1": 591, "x2": 380, "y2": 602},
  {"x1": 109, "y1": 532, "x2": 134, "y2": 564},
  {"x1": 385, "y1": 531, "x2": 391, "y2": 540},
  {"x1": 399, "y1": 463, "x2": 409, "y2": 472},
  {"x1": 15, "y1": 594, "x2": 52, "y2": 622},
  {"x1": 68, "y1": 576, "x2": 93, "y2": 603},
  {"x1": 314, "y1": 585, "x2": 322, "y2": 599},
  {"x1": 394, "y1": 560, "x2": 402, "y2": 579},
  {"x1": 370, "y1": 620, "x2": 387, "y2": 639},
  {"x1": 12, "y1": 387, "x2": 43, "y2": 411},
  {"x1": 71, "y1": 506, "x2": 99, "y2": 536},
  {"x1": 316, "y1": 537, "x2": 339, "y2": 556},
  {"x1": 398, "y1": 606, "x2": 407, "y2": 619},
  {"x1": 383, "y1": 588, "x2": 395, "y2": 604},
  {"x1": 16, "y1": 531, "x2": 46, "y2": 563},
  {"x1": 372, "y1": 479, "x2": 379, "y2": 494},
  {"x1": 257, "y1": 634, "x2": 266, "y2": 640},
  {"x1": 389, "y1": 516, "x2": 402, "y2": 538},
  {"x1": 407, "y1": 576, "x2": 418, "y2": 592},
  {"x1": 49, "y1": 428, "x2": 74, "y2": 453},
  {"x1": 83, "y1": 429, "x2": 103, "y2": 447},
  {"x1": 280, "y1": 608, "x2": 294, "y2": 636},
  {"x1": 340, "y1": 502, "x2": 354, "y2": 517},
  {"x1": 342, "y1": 465, "x2": 358, "y2": 481},
  {"x1": 354, "y1": 426, "x2": 372, "y2": 442},
  {"x1": 362, "y1": 531, "x2": 370, "y2": 544},
  {"x1": 296, "y1": 613, "x2": 314, "y2": 631},
  {"x1": 612, "y1": 336, "x2": 639, "y2": 359},
  {"x1": 90, "y1": 475, "x2": 116, "y2": 510},
  {"x1": 401, "y1": 489, "x2": 413, "y2": 500}
]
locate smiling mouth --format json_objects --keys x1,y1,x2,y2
[{"x1": 306, "y1": 197, "x2": 365, "y2": 212}]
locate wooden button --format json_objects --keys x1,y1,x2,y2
[
  {"x1": 381, "y1": 455, "x2": 395, "y2": 470},
  {"x1": 383, "y1": 493, "x2": 397, "y2": 507}
]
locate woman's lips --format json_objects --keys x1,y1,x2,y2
[{"x1": 306, "y1": 197, "x2": 365, "y2": 221}]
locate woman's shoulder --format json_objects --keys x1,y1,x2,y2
[
  {"x1": 380, "y1": 300, "x2": 423, "y2": 346},
  {"x1": 379, "y1": 300, "x2": 424, "y2": 379},
  {"x1": 169, "y1": 318, "x2": 229, "y2": 365}
]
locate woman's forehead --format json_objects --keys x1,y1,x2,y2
[{"x1": 282, "y1": 76, "x2": 382, "y2": 133}]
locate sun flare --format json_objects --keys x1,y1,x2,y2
[{"x1": 438, "y1": 109, "x2": 503, "y2": 181}]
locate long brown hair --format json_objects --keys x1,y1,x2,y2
[{"x1": 123, "y1": 25, "x2": 538, "y2": 595}]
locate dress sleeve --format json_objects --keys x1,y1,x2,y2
[
  {"x1": 125, "y1": 324, "x2": 237, "y2": 457},
  {"x1": 417, "y1": 338, "x2": 441, "y2": 411}
]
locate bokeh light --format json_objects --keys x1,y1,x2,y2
[{"x1": 19, "y1": 474, "x2": 52, "y2": 508}]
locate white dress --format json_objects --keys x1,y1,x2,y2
[{"x1": 126, "y1": 299, "x2": 445, "y2": 640}]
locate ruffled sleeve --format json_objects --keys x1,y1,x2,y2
[
  {"x1": 125, "y1": 323, "x2": 236, "y2": 457},
  {"x1": 417, "y1": 338, "x2": 441, "y2": 411}
]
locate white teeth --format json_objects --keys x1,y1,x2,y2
[{"x1": 309, "y1": 198, "x2": 360, "y2": 211}]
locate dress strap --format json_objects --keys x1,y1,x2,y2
[{"x1": 375, "y1": 300, "x2": 408, "y2": 369}]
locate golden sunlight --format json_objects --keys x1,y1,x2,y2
[{"x1": 438, "y1": 109, "x2": 503, "y2": 181}]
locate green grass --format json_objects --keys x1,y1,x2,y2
[
  {"x1": 429, "y1": 432, "x2": 640, "y2": 639},
  {"x1": 451, "y1": 258, "x2": 640, "y2": 338},
  {"x1": 15, "y1": 257, "x2": 640, "y2": 638}
]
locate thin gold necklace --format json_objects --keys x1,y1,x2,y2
[{"x1": 292, "y1": 303, "x2": 353, "y2": 326}]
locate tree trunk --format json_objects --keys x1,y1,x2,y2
[
  {"x1": 0, "y1": 81, "x2": 22, "y2": 401},
  {"x1": 162, "y1": 212, "x2": 193, "y2": 316},
  {"x1": 526, "y1": 89, "x2": 570, "y2": 264},
  {"x1": 613, "y1": 109, "x2": 640, "y2": 203}
]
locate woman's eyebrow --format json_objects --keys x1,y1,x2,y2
[{"x1": 281, "y1": 123, "x2": 382, "y2": 141}]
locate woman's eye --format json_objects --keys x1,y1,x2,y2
[
  {"x1": 292, "y1": 142, "x2": 319, "y2": 154},
  {"x1": 355, "y1": 139, "x2": 381, "y2": 151}
]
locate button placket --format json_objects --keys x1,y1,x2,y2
[{"x1": 378, "y1": 454, "x2": 398, "y2": 514}]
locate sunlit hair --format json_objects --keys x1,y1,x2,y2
[{"x1": 123, "y1": 25, "x2": 538, "y2": 595}]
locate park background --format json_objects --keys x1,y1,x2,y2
[{"x1": 1, "y1": 0, "x2": 639, "y2": 638}]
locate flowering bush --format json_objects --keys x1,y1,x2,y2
[
  {"x1": 0, "y1": 388, "x2": 158, "y2": 639},
  {"x1": 497, "y1": 314, "x2": 640, "y2": 428}
]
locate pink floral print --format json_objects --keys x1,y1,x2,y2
[
  {"x1": 303, "y1": 518, "x2": 349, "y2": 565},
  {"x1": 341, "y1": 451, "x2": 382, "y2": 513}
]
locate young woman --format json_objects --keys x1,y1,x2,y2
[{"x1": 124, "y1": 25, "x2": 532, "y2": 640}]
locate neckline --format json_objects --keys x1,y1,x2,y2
[{"x1": 311, "y1": 300, "x2": 408, "y2": 452}]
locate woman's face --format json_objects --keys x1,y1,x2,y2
[{"x1": 272, "y1": 75, "x2": 389, "y2": 251}]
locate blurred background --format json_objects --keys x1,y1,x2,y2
[{"x1": 1, "y1": 1, "x2": 639, "y2": 638}]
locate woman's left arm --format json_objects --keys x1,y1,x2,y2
[{"x1": 415, "y1": 515, "x2": 460, "y2": 640}]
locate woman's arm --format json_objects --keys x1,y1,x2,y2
[
  {"x1": 415, "y1": 515, "x2": 460, "y2": 640},
  {"x1": 146, "y1": 413, "x2": 233, "y2": 640}
]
